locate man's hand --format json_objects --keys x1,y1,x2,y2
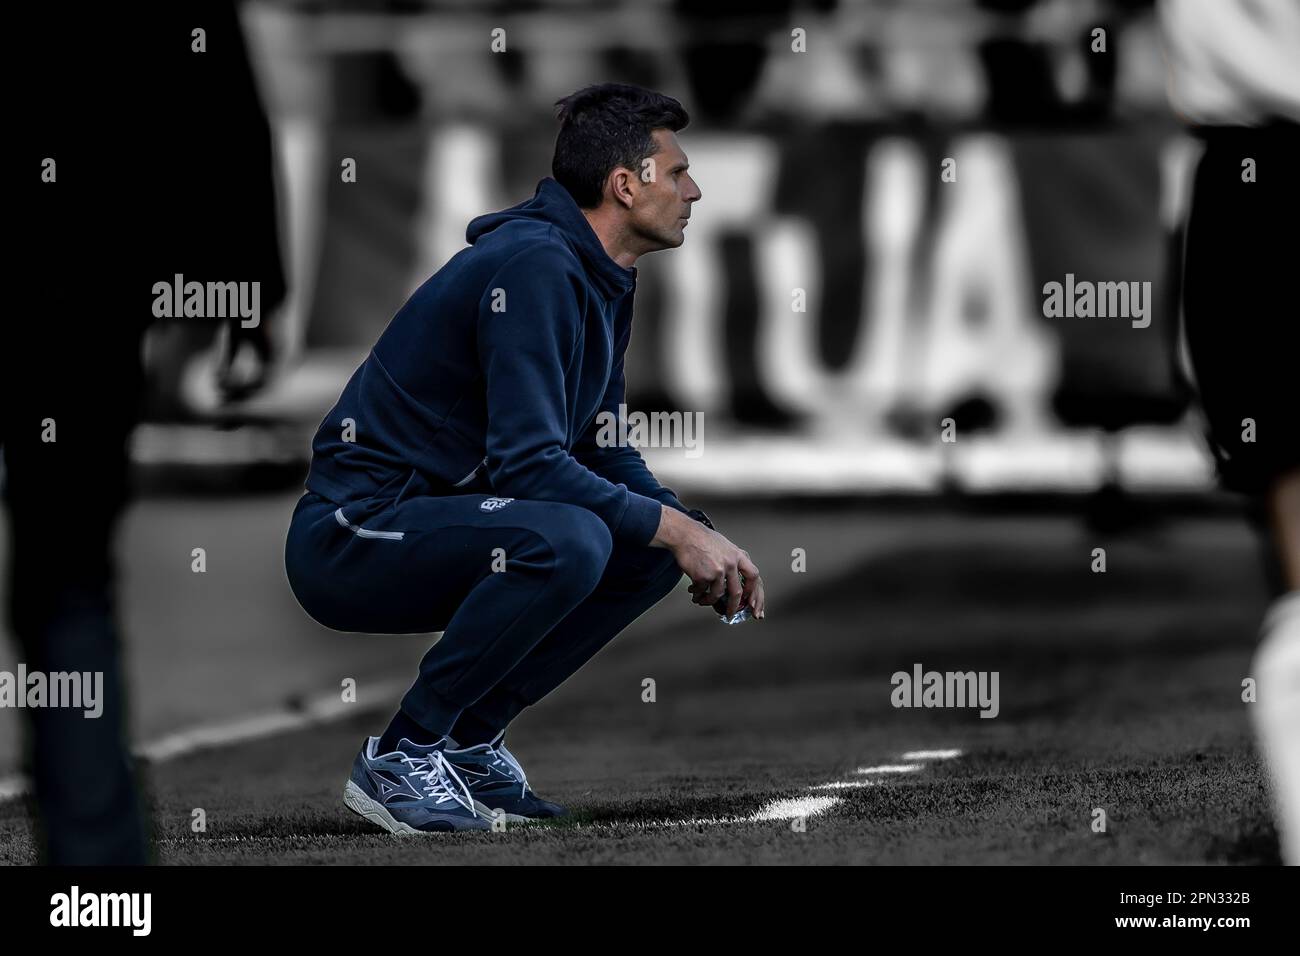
[{"x1": 650, "y1": 505, "x2": 765, "y2": 619}]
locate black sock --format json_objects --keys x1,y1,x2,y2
[
  {"x1": 378, "y1": 709, "x2": 440, "y2": 754},
  {"x1": 448, "y1": 708, "x2": 503, "y2": 747}
]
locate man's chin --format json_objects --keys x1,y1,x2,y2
[{"x1": 636, "y1": 227, "x2": 687, "y2": 255}]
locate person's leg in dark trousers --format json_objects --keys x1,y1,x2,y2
[
  {"x1": 4, "y1": 481, "x2": 148, "y2": 864},
  {"x1": 285, "y1": 491, "x2": 681, "y2": 741},
  {"x1": 3, "y1": 330, "x2": 150, "y2": 865},
  {"x1": 448, "y1": 537, "x2": 682, "y2": 744}
]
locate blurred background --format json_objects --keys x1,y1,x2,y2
[
  {"x1": 134, "y1": 0, "x2": 1205, "y2": 496},
  {"x1": 5, "y1": 0, "x2": 1280, "y2": 864}
]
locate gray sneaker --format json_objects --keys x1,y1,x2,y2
[
  {"x1": 443, "y1": 731, "x2": 568, "y2": 823},
  {"x1": 344, "y1": 736, "x2": 490, "y2": 834}
]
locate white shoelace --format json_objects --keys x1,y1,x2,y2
[
  {"x1": 404, "y1": 751, "x2": 476, "y2": 813},
  {"x1": 491, "y1": 742, "x2": 530, "y2": 797}
]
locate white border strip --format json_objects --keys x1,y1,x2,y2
[{"x1": 334, "y1": 508, "x2": 405, "y2": 540}]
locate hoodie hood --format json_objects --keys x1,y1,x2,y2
[{"x1": 466, "y1": 177, "x2": 636, "y2": 301}]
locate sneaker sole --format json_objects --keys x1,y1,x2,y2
[{"x1": 343, "y1": 780, "x2": 483, "y2": 835}]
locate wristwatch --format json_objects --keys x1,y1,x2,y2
[{"x1": 686, "y1": 507, "x2": 715, "y2": 530}]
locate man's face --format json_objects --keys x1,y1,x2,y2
[{"x1": 624, "y1": 129, "x2": 701, "y2": 253}]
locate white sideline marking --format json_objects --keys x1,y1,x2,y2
[
  {"x1": 854, "y1": 763, "x2": 922, "y2": 775},
  {"x1": 0, "y1": 678, "x2": 409, "y2": 802},
  {"x1": 3, "y1": 711, "x2": 964, "y2": 840},
  {"x1": 902, "y1": 749, "x2": 963, "y2": 761},
  {"x1": 810, "y1": 780, "x2": 876, "y2": 790},
  {"x1": 157, "y1": 797, "x2": 848, "y2": 843},
  {"x1": 750, "y1": 795, "x2": 841, "y2": 821},
  {"x1": 803, "y1": 750, "x2": 964, "y2": 800},
  {"x1": 667, "y1": 748, "x2": 967, "y2": 828},
  {"x1": 635, "y1": 795, "x2": 844, "y2": 829},
  {"x1": 137, "y1": 679, "x2": 405, "y2": 763},
  {"x1": 159, "y1": 744, "x2": 963, "y2": 840},
  {"x1": 139, "y1": 712, "x2": 308, "y2": 763},
  {"x1": 159, "y1": 802, "x2": 848, "y2": 843}
]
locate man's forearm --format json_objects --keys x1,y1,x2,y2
[
  {"x1": 649, "y1": 502, "x2": 690, "y2": 550},
  {"x1": 649, "y1": 502, "x2": 714, "y2": 550},
  {"x1": 575, "y1": 444, "x2": 688, "y2": 514}
]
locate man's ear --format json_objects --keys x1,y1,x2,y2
[{"x1": 608, "y1": 166, "x2": 637, "y2": 210}]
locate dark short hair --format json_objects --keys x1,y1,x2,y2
[{"x1": 552, "y1": 83, "x2": 690, "y2": 209}]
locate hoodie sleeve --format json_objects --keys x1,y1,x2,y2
[
  {"x1": 573, "y1": 331, "x2": 690, "y2": 517},
  {"x1": 477, "y1": 244, "x2": 666, "y2": 546}
]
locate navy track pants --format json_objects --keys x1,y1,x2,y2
[{"x1": 284, "y1": 490, "x2": 683, "y2": 736}]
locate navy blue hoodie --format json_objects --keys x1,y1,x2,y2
[{"x1": 304, "y1": 177, "x2": 687, "y2": 546}]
